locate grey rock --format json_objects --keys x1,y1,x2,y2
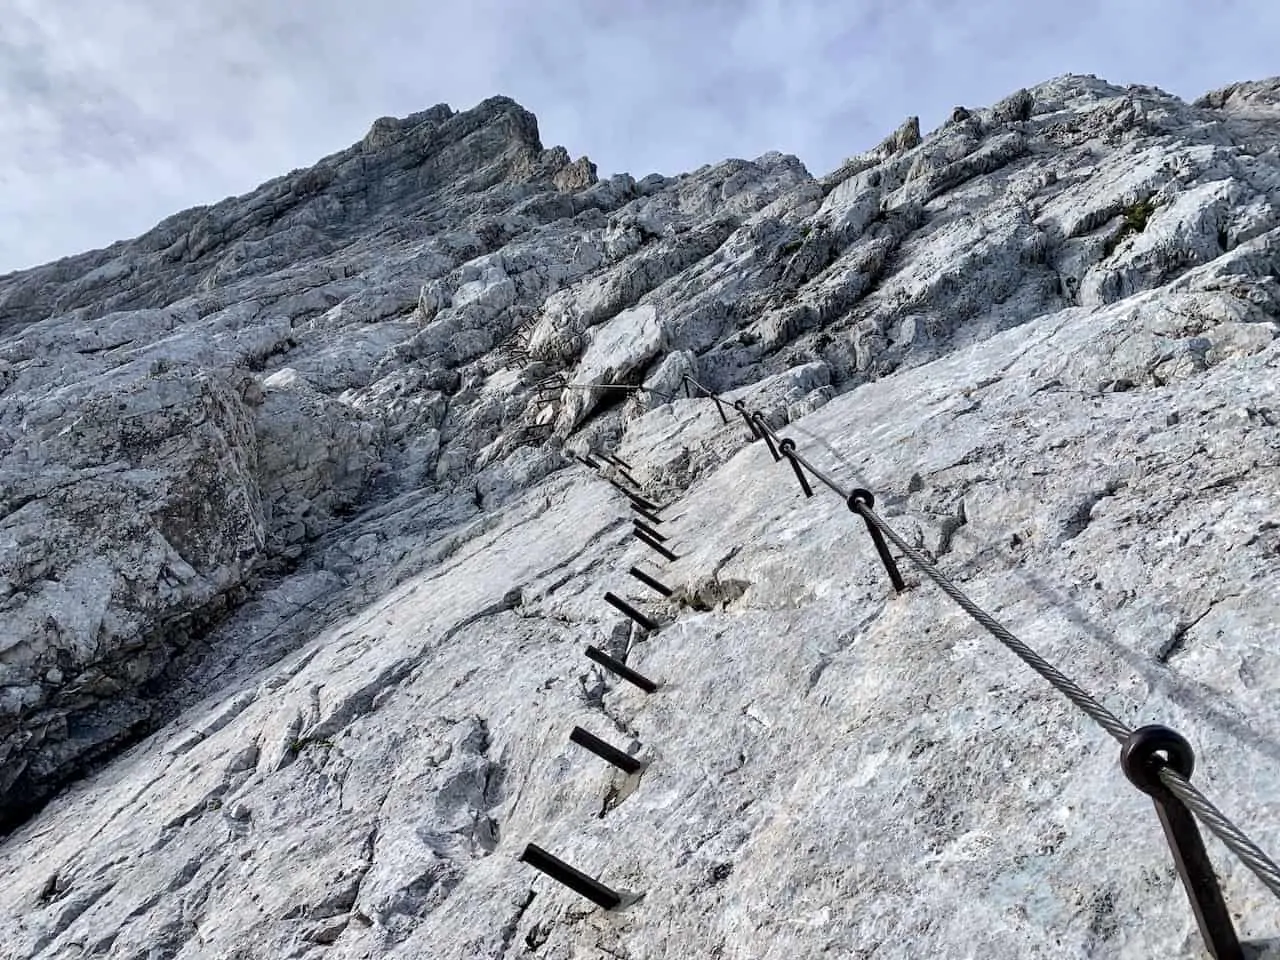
[
  {"x1": 990, "y1": 87, "x2": 1035, "y2": 125},
  {"x1": 0, "y1": 74, "x2": 1279, "y2": 959}
]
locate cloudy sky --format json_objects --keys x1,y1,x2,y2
[{"x1": 0, "y1": 0, "x2": 1275, "y2": 274}]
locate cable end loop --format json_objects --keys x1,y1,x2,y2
[{"x1": 1121, "y1": 724, "x2": 1195, "y2": 797}]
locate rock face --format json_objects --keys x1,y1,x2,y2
[{"x1": 0, "y1": 75, "x2": 1278, "y2": 958}]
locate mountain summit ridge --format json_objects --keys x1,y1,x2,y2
[
  {"x1": 0, "y1": 92, "x2": 596, "y2": 334},
  {"x1": 0, "y1": 73, "x2": 1278, "y2": 957}
]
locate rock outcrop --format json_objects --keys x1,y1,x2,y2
[{"x1": 0, "y1": 74, "x2": 1277, "y2": 958}]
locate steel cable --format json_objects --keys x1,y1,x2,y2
[
  {"x1": 856, "y1": 500, "x2": 1134, "y2": 744},
  {"x1": 677, "y1": 375, "x2": 1280, "y2": 901},
  {"x1": 1161, "y1": 768, "x2": 1280, "y2": 899},
  {"x1": 555, "y1": 381, "x2": 676, "y2": 402},
  {"x1": 564, "y1": 374, "x2": 1280, "y2": 898},
  {"x1": 759, "y1": 429, "x2": 1134, "y2": 739}
]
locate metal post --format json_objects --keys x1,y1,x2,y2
[
  {"x1": 630, "y1": 502, "x2": 663, "y2": 525},
  {"x1": 778, "y1": 438, "x2": 814, "y2": 497},
  {"x1": 753, "y1": 415, "x2": 782, "y2": 461},
  {"x1": 519, "y1": 844, "x2": 622, "y2": 909},
  {"x1": 629, "y1": 566, "x2": 674, "y2": 598},
  {"x1": 603, "y1": 592, "x2": 659, "y2": 632},
  {"x1": 606, "y1": 477, "x2": 659, "y2": 511},
  {"x1": 634, "y1": 529, "x2": 679, "y2": 561},
  {"x1": 569, "y1": 726, "x2": 644, "y2": 774},
  {"x1": 632, "y1": 519, "x2": 667, "y2": 542},
  {"x1": 1121, "y1": 726, "x2": 1242, "y2": 960},
  {"x1": 711, "y1": 395, "x2": 730, "y2": 424},
  {"x1": 584, "y1": 645, "x2": 659, "y2": 692},
  {"x1": 846, "y1": 490, "x2": 906, "y2": 592}
]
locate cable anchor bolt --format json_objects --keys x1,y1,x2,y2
[
  {"x1": 846, "y1": 489, "x2": 906, "y2": 593},
  {"x1": 1120, "y1": 725, "x2": 1241, "y2": 960}
]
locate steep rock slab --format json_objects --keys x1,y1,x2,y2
[
  {"x1": 0, "y1": 224, "x2": 1277, "y2": 957},
  {"x1": 0, "y1": 365, "x2": 264, "y2": 826}
]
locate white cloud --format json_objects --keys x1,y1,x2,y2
[{"x1": 0, "y1": 0, "x2": 1276, "y2": 273}]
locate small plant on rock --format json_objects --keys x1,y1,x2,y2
[
  {"x1": 288, "y1": 736, "x2": 334, "y2": 754},
  {"x1": 1122, "y1": 196, "x2": 1157, "y2": 233},
  {"x1": 1104, "y1": 196, "x2": 1158, "y2": 258}
]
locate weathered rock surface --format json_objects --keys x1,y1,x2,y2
[{"x1": 0, "y1": 74, "x2": 1278, "y2": 957}]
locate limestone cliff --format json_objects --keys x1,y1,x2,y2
[{"x1": 0, "y1": 75, "x2": 1277, "y2": 958}]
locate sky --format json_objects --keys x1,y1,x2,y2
[{"x1": 0, "y1": 0, "x2": 1276, "y2": 274}]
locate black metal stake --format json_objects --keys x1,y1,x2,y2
[
  {"x1": 778, "y1": 439, "x2": 814, "y2": 497},
  {"x1": 632, "y1": 519, "x2": 667, "y2": 542},
  {"x1": 628, "y1": 565, "x2": 674, "y2": 598},
  {"x1": 519, "y1": 844, "x2": 622, "y2": 909},
  {"x1": 630, "y1": 502, "x2": 663, "y2": 525},
  {"x1": 606, "y1": 477, "x2": 659, "y2": 511},
  {"x1": 1120, "y1": 726, "x2": 1242, "y2": 960},
  {"x1": 569, "y1": 726, "x2": 644, "y2": 774},
  {"x1": 846, "y1": 490, "x2": 906, "y2": 592},
  {"x1": 634, "y1": 529, "x2": 679, "y2": 561},
  {"x1": 605, "y1": 453, "x2": 633, "y2": 470},
  {"x1": 617, "y1": 468, "x2": 642, "y2": 489},
  {"x1": 577, "y1": 454, "x2": 600, "y2": 468},
  {"x1": 754, "y1": 417, "x2": 781, "y2": 461},
  {"x1": 711, "y1": 395, "x2": 730, "y2": 424},
  {"x1": 584, "y1": 645, "x2": 659, "y2": 692},
  {"x1": 734, "y1": 401, "x2": 761, "y2": 439},
  {"x1": 603, "y1": 591, "x2": 659, "y2": 632}
]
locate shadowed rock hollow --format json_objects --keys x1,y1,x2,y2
[{"x1": 0, "y1": 75, "x2": 1278, "y2": 958}]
